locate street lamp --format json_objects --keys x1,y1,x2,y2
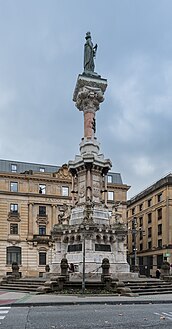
[
  {"x1": 132, "y1": 217, "x2": 137, "y2": 272},
  {"x1": 128, "y1": 217, "x2": 145, "y2": 272},
  {"x1": 82, "y1": 231, "x2": 86, "y2": 294}
]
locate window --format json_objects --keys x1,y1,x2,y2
[
  {"x1": 39, "y1": 206, "x2": 46, "y2": 216},
  {"x1": 132, "y1": 207, "x2": 135, "y2": 215},
  {"x1": 107, "y1": 175, "x2": 112, "y2": 183},
  {"x1": 10, "y1": 223, "x2": 18, "y2": 235},
  {"x1": 148, "y1": 213, "x2": 152, "y2": 224},
  {"x1": 39, "y1": 167, "x2": 45, "y2": 172},
  {"x1": 139, "y1": 216, "x2": 143, "y2": 227},
  {"x1": 139, "y1": 203, "x2": 143, "y2": 211},
  {"x1": 108, "y1": 211, "x2": 112, "y2": 217},
  {"x1": 39, "y1": 184, "x2": 46, "y2": 194},
  {"x1": 39, "y1": 225, "x2": 46, "y2": 235},
  {"x1": 132, "y1": 217, "x2": 137, "y2": 230},
  {"x1": 6, "y1": 246, "x2": 21, "y2": 265},
  {"x1": 107, "y1": 191, "x2": 114, "y2": 201},
  {"x1": 140, "y1": 231, "x2": 143, "y2": 240},
  {"x1": 10, "y1": 182, "x2": 18, "y2": 192},
  {"x1": 157, "y1": 208, "x2": 162, "y2": 220},
  {"x1": 10, "y1": 204, "x2": 18, "y2": 213},
  {"x1": 39, "y1": 252, "x2": 46, "y2": 265},
  {"x1": 11, "y1": 164, "x2": 17, "y2": 172},
  {"x1": 148, "y1": 241, "x2": 152, "y2": 250},
  {"x1": 140, "y1": 243, "x2": 143, "y2": 251},
  {"x1": 158, "y1": 224, "x2": 162, "y2": 235},
  {"x1": 147, "y1": 198, "x2": 152, "y2": 207},
  {"x1": 62, "y1": 186, "x2": 69, "y2": 196},
  {"x1": 148, "y1": 227, "x2": 152, "y2": 238},
  {"x1": 158, "y1": 239, "x2": 162, "y2": 248},
  {"x1": 157, "y1": 193, "x2": 162, "y2": 203}
]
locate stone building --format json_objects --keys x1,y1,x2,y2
[
  {"x1": 0, "y1": 158, "x2": 129, "y2": 277},
  {"x1": 127, "y1": 174, "x2": 172, "y2": 277}
]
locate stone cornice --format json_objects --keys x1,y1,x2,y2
[
  {"x1": 0, "y1": 172, "x2": 71, "y2": 183},
  {"x1": 73, "y1": 74, "x2": 107, "y2": 102},
  {"x1": 0, "y1": 190, "x2": 72, "y2": 200}
]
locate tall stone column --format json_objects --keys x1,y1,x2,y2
[
  {"x1": 69, "y1": 74, "x2": 111, "y2": 206},
  {"x1": 52, "y1": 205, "x2": 57, "y2": 226},
  {"x1": 28, "y1": 203, "x2": 33, "y2": 238}
]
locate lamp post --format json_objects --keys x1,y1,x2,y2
[
  {"x1": 128, "y1": 217, "x2": 145, "y2": 272},
  {"x1": 132, "y1": 217, "x2": 137, "y2": 272},
  {"x1": 81, "y1": 223, "x2": 90, "y2": 294}
]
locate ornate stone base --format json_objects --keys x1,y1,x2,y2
[{"x1": 51, "y1": 251, "x2": 130, "y2": 274}]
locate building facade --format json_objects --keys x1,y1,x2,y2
[
  {"x1": 0, "y1": 159, "x2": 129, "y2": 277},
  {"x1": 127, "y1": 174, "x2": 172, "y2": 277}
]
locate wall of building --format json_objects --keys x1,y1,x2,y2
[{"x1": 127, "y1": 175, "x2": 172, "y2": 277}]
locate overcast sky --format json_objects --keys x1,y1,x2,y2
[{"x1": 0, "y1": 0, "x2": 172, "y2": 198}]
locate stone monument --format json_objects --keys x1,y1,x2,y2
[{"x1": 51, "y1": 33, "x2": 133, "y2": 279}]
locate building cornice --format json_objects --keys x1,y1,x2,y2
[{"x1": 127, "y1": 174, "x2": 172, "y2": 205}]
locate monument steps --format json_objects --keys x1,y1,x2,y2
[
  {"x1": 1, "y1": 277, "x2": 172, "y2": 295},
  {"x1": 0, "y1": 278, "x2": 46, "y2": 292},
  {"x1": 123, "y1": 279, "x2": 172, "y2": 295}
]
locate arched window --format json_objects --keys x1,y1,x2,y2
[{"x1": 6, "y1": 246, "x2": 21, "y2": 265}]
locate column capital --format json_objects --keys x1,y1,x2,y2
[
  {"x1": 76, "y1": 85, "x2": 104, "y2": 112},
  {"x1": 28, "y1": 202, "x2": 34, "y2": 207}
]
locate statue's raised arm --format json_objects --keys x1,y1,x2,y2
[{"x1": 84, "y1": 32, "x2": 98, "y2": 74}]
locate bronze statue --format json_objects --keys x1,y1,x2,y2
[{"x1": 84, "y1": 32, "x2": 97, "y2": 73}]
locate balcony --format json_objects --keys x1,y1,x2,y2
[
  {"x1": 32, "y1": 234, "x2": 52, "y2": 244},
  {"x1": 36, "y1": 214, "x2": 48, "y2": 225},
  {"x1": 7, "y1": 211, "x2": 20, "y2": 222}
]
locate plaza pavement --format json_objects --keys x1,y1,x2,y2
[{"x1": 0, "y1": 289, "x2": 172, "y2": 306}]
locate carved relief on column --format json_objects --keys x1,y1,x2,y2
[
  {"x1": 28, "y1": 203, "x2": 33, "y2": 238},
  {"x1": 86, "y1": 164, "x2": 92, "y2": 201},
  {"x1": 77, "y1": 168, "x2": 86, "y2": 204},
  {"x1": 69, "y1": 169, "x2": 78, "y2": 206}
]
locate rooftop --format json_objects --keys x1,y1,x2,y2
[{"x1": 0, "y1": 159, "x2": 123, "y2": 185}]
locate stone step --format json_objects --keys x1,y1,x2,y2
[
  {"x1": 1, "y1": 281, "x2": 45, "y2": 287},
  {"x1": 10, "y1": 281, "x2": 45, "y2": 286},
  {"x1": 123, "y1": 279, "x2": 167, "y2": 284},
  {"x1": 65, "y1": 282, "x2": 105, "y2": 289},
  {"x1": 136, "y1": 290, "x2": 172, "y2": 296},
  {"x1": 124, "y1": 283, "x2": 172, "y2": 288},
  {"x1": 0, "y1": 285, "x2": 39, "y2": 292},
  {"x1": 131, "y1": 286, "x2": 172, "y2": 292}
]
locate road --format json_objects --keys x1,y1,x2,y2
[{"x1": 1, "y1": 304, "x2": 172, "y2": 328}]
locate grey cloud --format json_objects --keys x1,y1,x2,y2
[{"x1": 1, "y1": 0, "x2": 172, "y2": 198}]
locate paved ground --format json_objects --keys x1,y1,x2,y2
[{"x1": 0, "y1": 289, "x2": 172, "y2": 306}]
